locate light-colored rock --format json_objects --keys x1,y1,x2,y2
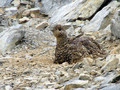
[
  {"x1": 11, "y1": 0, "x2": 20, "y2": 7},
  {"x1": 72, "y1": 62, "x2": 83, "y2": 70},
  {"x1": 0, "y1": 29, "x2": 25, "y2": 54},
  {"x1": 22, "y1": 10, "x2": 30, "y2": 17},
  {"x1": 41, "y1": 72, "x2": 50, "y2": 77},
  {"x1": 55, "y1": 71, "x2": 62, "y2": 76},
  {"x1": 50, "y1": 0, "x2": 106, "y2": 24},
  {"x1": 58, "y1": 76, "x2": 71, "y2": 84},
  {"x1": 5, "y1": 7, "x2": 17, "y2": 11},
  {"x1": 67, "y1": 68, "x2": 74, "y2": 73},
  {"x1": 83, "y1": 65, "x2": 93, "y2": 71},
  {"x1": 82, "y1": 1, "x2": 120, "y2": 32},
  {"x1": 62, "y1": 62, "x2": 69, "y2": 66},
  {"x1": 25, "y1": 54, "x2": 33, "y2": 60},
  {"x1": 106, "y1": 54, "x2": 120, "y2": 60},
  {"x1": 0, "y1": 8, "x2": 4, "y2": 14},
  {"x1": 0, "y1": 0, "x2": 12, "y2": 7},
  {"x1": 37, "y1": 0, "x2": 72, "y2": 16},
  {"x1": 54, "y1": 84, "x2": 63, "y2": 89},
  {"x1": 22, "y1": 87, "x2": 32, "y2": 90},
  {"x1": 111, "y1": 9, "x2": 120, "y2": 38},
  {"x1": 110, "y1": 45, "x2": 120, "y2": 54},
  {"x1": 105, "y1": 54, "x2": 120, "y2": 64},
  {"x1": 111, "y1": 74, "x2": 120, "y2": 83},
  {"x1": 5, "y1": 85, "x2": 13, "y2": 90},
  {"x1": 41, "y1": 78, "x2": 48, "y2": 83},
  {"x1": 20, "y1": 0, "x2": 30, "y2": 5},
  {"x1": 94, "y1": 76, "x2": 105, "y2": 82},
  {"x1": 36, "y1": 21, "x2": 48, "y2": 29},
  {"x1": 19, "y1": 17, "x2": 29, "y2": 24},
  {"x1": 30, "y1": 8, "x2": 40, "y2": 18},
  {"x1": 24, "y1": 18, "x2": 42, "y2": 27},
  {"x1": 101, "y1": 71, "x2": 119, "y2": 84},
  {"x1": 79, "y1": 74, "x2": 92, "y2": 80},
  {"x1": 74, "y1": 69, "x2": 82, "y2": 74},
  {"x1": 89, "y1": 70, "x2": 101, "y2": 76},
  {"x1": 83, "y1": 57, "x2": 94, "y2": 66},
  {"x1": 64, "y1": 80, "x2": 88, "y2": 90},
  {"x1": 95, "y1": 59, "x2": 106, "y2": 68},
  {"x1": 22, "y1": 8, "x2": 41, "y2": 18},
  {"x1": 101, "y1": 58, "x2": 119, "y2": 72},
  {"x1": 100, "y1": 84, "x2": 120, "y2": 90}
]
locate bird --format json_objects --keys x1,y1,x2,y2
[{"x1": 51, "y1": 24, "x2": 103, "y2": 64}]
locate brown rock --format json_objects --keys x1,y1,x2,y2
[
  {"x1": 19, "y1": 17, "x2": 29, "y2": 24},
  {"x1": 30, "y1": 8, "x2": 40, "y2": 18},
  {"x1": 22, "y1": 8, "x2": 40, "y2": 18},
  {"x1": 36, "y1": 21, "x2": 48, "y2": 29}
]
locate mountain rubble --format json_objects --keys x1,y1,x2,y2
[{"x1": 0, "y1": 0, "x2": 120, "y2": 90}]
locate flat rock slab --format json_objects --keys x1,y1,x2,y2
[
  {"x1": 82, "y1": 1, "x2": 120, "y2": 32},
  {"x1": 64, "y1": 80, "x2": 88, "y2": 90},
  {"x1": 50, "y1": 0, "x2": 105, "y2": 24},
  {"x1": 0, "y1": 29, "x2": 25, "y2": 54}
]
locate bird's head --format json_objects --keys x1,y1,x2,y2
[{"x1": 51, "y1": 24, "x2": 67, "y2": 38}]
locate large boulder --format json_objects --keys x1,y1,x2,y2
[
  {"x1": 0, "y1": 0, "x2": 12, "y2": 7},
  {"x1": 50, "y1": 0, "x2": 107, "y2": 24},
  {"x1": 0, "y1": 29, "x2": 25, "y2": 54},
  {"x1": 111, "y1": 9, "x2": 120, "y2": 38},
  {"x1": 101, "y1": 57, "x2": 119, "y2": 73},
  {"x1": 82, "y1": 1, "x2": 120, "y2": 32},
  {"x1": 35, "y1": 0, "x2": 72, "y2": 16}
]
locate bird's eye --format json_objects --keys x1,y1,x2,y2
[{"x1": 58, "y1": 28, "x2": 61, "y2": 31}]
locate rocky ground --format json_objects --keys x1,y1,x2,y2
[
  {"x1": 0, "y1": 29, "x2": 120, "y2": 90},
  {"x1": 0, "y1": 0, "x2": 120, "y2": 90}
]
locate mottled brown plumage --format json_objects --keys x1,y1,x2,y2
[{"x1": 51, "y1": 24, "x2": 103, "y2": 64}]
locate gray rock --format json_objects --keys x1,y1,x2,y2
[
  {"x1": 0, "y1": 27, "x2": 4, "y2": 33},
  {"x1": 111, "y1": 74, "x2": 120, "y2": 83},
  {"x1": 95, "y1": 59, "x2": 106, "y2": 68},
  {"x1": 50, "y1": 0, "x2": 106, "y2": 24},
  {"x1": 57, "y1": 76, "x2": 71, "y2": 84},
  {"x1": 94, "y1": 76, "x2": 105, "y2": 83},
  {"x1": 5, "y1": 7, "x2": 17, "y2": 11},
  {"x1": 79, "y1": 74, "x2": 92, "y2": 81},
  {"x1": 0, "y1": 29, "x2": 25, "y2": 54},
  {"x1": 100, "y1": 84, "x2": 120, "y2": 90},
  {"x1": 0, "y1": 15, "x2": 18, "y2": 26},
  {"x1": 83, "y1": 58, "x2": 94, "y2": 66},
  {"x1": 36, "y1": 0, "x2": 72, "y2": 16},
  {"x1": 82, "y1": 1, "x2": 120, "y2": 32},
  {"x1": 5, "y1": 85, "x2": 13, "y2": 90},
  {"x1": 111, "y1": 9, "x2": 120, "y2": 38},
  {"x1": 11, "y1": 0, "x2": 20, "y2": 7},
  {"x1": 101, "y1": 71, "x2": 119, "y2": 84},
  {"x1": 101, "y1": 58, "x2": 119, "y2": 73},
  {"x1": 22, "y1": 87, "x2": 32, "y2": 90},
  {"x1": 41, "y1": 78, "x2": 48, "y2": 83},
  {"x1": 0, "y1": 0, "x2": 12, "y2": 7},
  {"x1": 64, "y1": 80, "x2": 88, "y2": 90},
  {"x1": 54, "y1": 84, "x2": 63, "y2": 89},
  {"x1": 106, "y1": 54, "x2": 120, "y2": 62}
]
